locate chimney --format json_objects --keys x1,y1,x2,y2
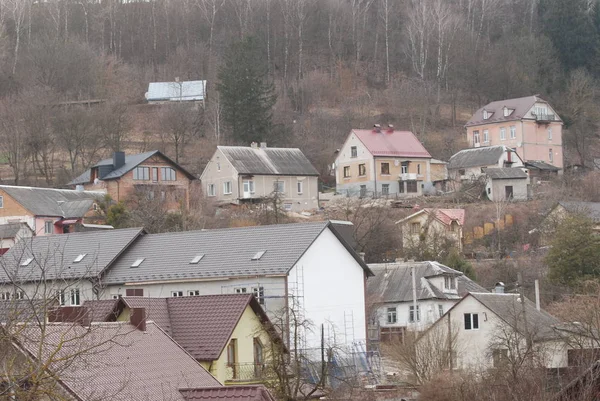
[
  {"x1": 130, "y1": 307, "x2": 147, "y2": 331},
  {"x1": 358, "y1": 252, "x2": 366, "y2": 261},
  {"x1": 507, "y1": 148, "x2": 512, "y2": 163},
  {"x1": 372, "y1": 124, "x2": 381, "y2": 133},
  {"x1": 113, "y1": 151, "x2": 126, "y2": 170},
  {"x1": 386, "y1": 124, "x2": 394, "y2": 133},
  {"x1": 75, "y1": 185, "x2": 84, "y2": 192},
  {"x1": 494, "y1": 282, "x2": 505, "y2": 294},
  {"x1": 260, "y1": 142, "x2": 267, "y2": 149},
  {"x1": 250, "y1": 142, "x2": 258, "y2": 149}
]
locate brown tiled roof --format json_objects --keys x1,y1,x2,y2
[
  {"x1": 180, "y1": 385, "x2": 276, "y2": 401},
  {"x1": 83, "y1": 299, "x2": 119, "y2": 322},
  {"x1": 16, "y1": 321, "x2": 220, "y2": 401},
  {"x1": 123, "y1": 297, "x2": 172, "y2": 334}
]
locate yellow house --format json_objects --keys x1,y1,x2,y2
[{"x1": 84, "y1": 294, "x2": 281, "y2": 385}]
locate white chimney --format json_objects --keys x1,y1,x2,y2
[
  {"x1": 75, "y1": 185, "x2": 84, "y2": 192},
  {"x1": 260, "y1": 142, "x2": 267, "y2": 149},
  {"x1": 494, "y1": 282, "x2": 505, "y2": 294}
]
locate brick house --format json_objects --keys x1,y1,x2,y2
[{"x1": 69, "y1": 151, "x2": 197, "y2": 211}]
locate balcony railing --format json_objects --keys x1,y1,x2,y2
[
  {"x1": 225, "y1": 363, "x2": 267, "y2": 382},
  {"x1": 400, "y1": 173, "x2": 418, "y2": 181},
  {"x1": 533, "y1": 113, "x2": 555, "y2": 122}
]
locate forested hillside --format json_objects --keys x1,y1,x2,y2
[{"x1": 0, "y1": 0, "x2": 598, "y2": 185}]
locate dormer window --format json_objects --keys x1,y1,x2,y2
[
  {"x1": 483, "y1": 110, "x2": 489, "y2": 120},
  {"x1": 503, "y1": 107, "x2": 514, "y2": 117}
]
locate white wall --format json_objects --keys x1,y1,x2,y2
[
  {"x1": 288, "y1": 227, "x2": 367, "y2": 349},
  {"x1": 376, "y1": 299, "x2": 458, "y2": 331},
  {"x1": 0, "y1": 279, "x2": 96, "y2": 305}
]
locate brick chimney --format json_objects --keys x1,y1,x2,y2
[
  {"x1": 386, "y1": 124, "x2": 394, "y2": 133},
  {"x1": 372, "y1": 124, "x2": 382, "y2": 133},
  {"x1": 130, "y1": 307, "x2": 147, "y2": 331},
  {"x1": 113, "y1": 151, "x2": 126, "y2": 170}
]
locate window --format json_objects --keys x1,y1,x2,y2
[
  {"x1": 548, "y1": 127, "x2": 552, "y2": 140},
  {"x1": 223, "y1": 181, "x2": 232, "y2": 195},
  {"x1": 438, "y1": 304, "x2": 444, "y2": 317},
  {"x1": 12, "y1": 291, "x2": 23, "y2": 300},
  {"x1": 20, "y1": 258, "x2": 33, "y2": 267},
  {"x1": 57, "y1": 290, "x2": 66, "y2": 306},
  {"x1": 235, "y1": 288, "x2": 247, "y2": 294},
  {"x1": 401, "y1": 162, "x2": 409, "y2": 174},
  {"x1": 254, "y1": 338, "x2": 264, "y2": 371},
  {"x1": 190, "y1": 254, "x2": 204, "y2": 264},
  {"x1": 381, "y1": 184, "x2": 389, "y2": 195},
  {"x1": 70, "y1": 289, "x2": 81, "y2": 306},
  {"x1": 188, "y1": 290, "x2": 200, "y2": 296},
  {"x1": 343, "y1": 166, "x2": 350, "y2": 178},
  {"x1": 360, "y1": 185, "x2": 367, "y2": 198},
  {"x1": 381, "y1": 163, "x2": 390, "y2": 175},
  {"x1": 0, "y1": 292, "x2": 9, "y2": 300},
  {"x1": 473, "y1": 130, "x2": 480, "y2": 144},
  {"x1": 146, "y1": 191, "x2": 155, "y2": 201},
  {"x1": 227, "y1": 339, "x2": 238, "y2": 377},
  {"x1": 133, "y1": 166, "x2": 150, "y2": 180},
  {"x1": 493, "y1": 349, "x2": 509, "y2": 368},
  {"x1": 410, "y1": 222, "x2": 420, "y2": 234},
  {"x1": 549, "y1": 148, "x2": 553, "y2": 162},
  {"x1": 417, "y1": 164, "x2": 421, "y2": 175},
  {"x1": 125, "y1": 288, "x2": 144, "y2": 297},
  {"x1": 444, "y1": 276, "x2": 456, "y2": 290},
  {"x1": 483, "y1": 110, "x2": 489, "y2": 119},
  {"x1": 297, "y1": 181, "x2": 303, "y2": 194},
  {"x1": 500, "y1": 127, "x2": 506, "y2": 140},
  {"x1": 273, "y1": 181, "x2": 284, "y2": 193},
  {"x1": 171, "y1": 291, "x2": 184, "y2": 297},
  {"x1": 358, "y1": 164, "x2": 366, "y2": 176},
  {"x1": 409, "y1": 305, "x2": 421, "y2": 322},
  {"x1": 131, "y1": 258, "x2": 145, "y2": 268},
  {"x1": 387, "y1": 307, "x2": 397, "y2": 324},
  {"x1": 406, "y1": 181, "x2": 418, "y2": 193},
  {"x1": 503, "y1": 107, "x2": 509, "y2": 117},
  {"x1": 464, "y1": 313, "x2": 479, "y2": 330},
  {"x1": 399, "y1": 182, "x2": 404, "y2": 193},
  {"x1": 152, "y1": 167, "x2": 158, "y2": 182},
  {"x1": 44, "y1": 221, "x2": 53, "y2": 234},
  {"x1": 283, "y1": 203, "x2": 292, "y2": 211},
  {"x1": 161, "y1": 167, "x2": 176, "y2": 181},
  {"x1": 217, "y1": 162, "x2": 221, "y2": 171},
  {"x1": 0, "y1": 195, "x2": 3, "y2": 208},
  {"x1": 93, "y1": 203, "x2": 98, "y2": 211},
  {"x1": 351, "y1": 146, "x2": 357, "y2": 158},
  {"x1": 251, "y1": 251, "x2": 266, "y2": 260},
  {"x1": 510, "y1": 125, "x2": 516, "y2": 139},
  {"x1": 243, "y1": 180, "x2": 255, "y2": 194},
  {"x1": 73, "y1": 254, "x2": 87, "y2": 263},
  {"x1": 253, "y1": 287, "x2": 265, "y2": 305},
  {"x1": 483, "y1": 130, "x2": 489, "y2": 143},
  {"x1": 207, "y1": 184, "x2": 216, "y2": 197}
]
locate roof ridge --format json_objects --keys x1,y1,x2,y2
[{"x1": 0, "y1": 184, "x2": 105, "y2": 195}]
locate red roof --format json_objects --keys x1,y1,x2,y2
[
  {"x1": 352, "y1": 129, "x2": 431, "y2": 158},
  {"x1": 180, "y1": 385, "x2": 276, "y2": 401},
  {"x1": 425, "y1": 208, "x2": 465, "y2": 226}
]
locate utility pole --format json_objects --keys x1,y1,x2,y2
[
  {"x1": 517, "y1": 272, "x2": 531, "y2": 349},
  {"x1": 411, "y1": 265, "x2": 418, "y2": 329}
]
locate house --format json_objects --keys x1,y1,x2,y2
[
  {"x1": 484, "y1": 167, "x2": 530, "y2": 201},
  {"x1": 0, "y1": 223, "x2": 33, "y2": 255},
  {"x1": 84, "y1": 294, "x2": 281, "y2": 385},
  {"x1": 524, "y1": 160, "x2": 560, "y2": 183},
  {"x1": 366, "y1": 261, "x2": 487, "y2": 341},
  {"x1": 465, "y1": 95, "x2": 564, "y2": 170},
  {"x1": 540, "y1": 201, "x2": 600, "y2": 245},
  {"x1": 417, "y1": 291, "x2": 590, "y2": 371},
  {"x1": 447, "y1": 145, "x2": 524, "y2": 183},
  {"x1": 335, "y1": 125, "x2": 437, "y2": 198},
  {"x1": 145, "y1": 80, "x2": 207, "y2": 105},
  {"x1": 200, "y1": 144, "x2": 320, "y2": 212},
  {"x1": 0, "y1": 185, "x2": 106, "y2": 236},
  {"x1": 396, "y1": 208, "x2": 465, "y2": 252},
  {"x1": 68, "y1": 150, "x2": 197, "y2": 211},
  {"x1": 0, "y1": 221, "x2": 373, "y2": 349}
]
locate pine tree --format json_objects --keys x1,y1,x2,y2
[{"x1": 217, "y1": 36, "x2": 277, "y2": 145}]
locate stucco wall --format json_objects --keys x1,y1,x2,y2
[
  {"x1": 376, "y1": 299, "x2": 458, "y2": 331},
  {"x1": 486, "y1": 178, "x2": 529, "y2": 201},
  {"x1": 400, "y1": 213, "x2": 462, "y2": 251}
]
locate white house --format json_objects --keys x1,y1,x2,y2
[
  {"x1": 366, "y1": 261, "x2": 487, "y2": 342},
  {"x1": 447, "y1": 145, "x2": 524, "y2": 183},
  {"x1": 0, "y1": 221, "x2": 373, "y2": 349}
]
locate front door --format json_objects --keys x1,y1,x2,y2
[
  {"x1": 505, "y1": 186, "x2": 513, "y2": 200},
  {"x1": 242, "y1": 180, "x2": 254, "y2": 198}
]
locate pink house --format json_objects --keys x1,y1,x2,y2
[{"x1": 465, "y1": 95, "x2": 563, "y2": 171}]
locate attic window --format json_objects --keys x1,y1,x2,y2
[
  {"x1": 131, "y1": 258, "x2": 145, "y2": 268},
  {"x1": 251, "y1": 251, "x2": 266, "y2": 261},
  {"x1": 503, "y1": 107, "x2": 513, "y2": 117},
  {"x1": 190, "y1": 254, "x2": 205, "y2": 264},
  {"x1": 20, "y1": 258, "x2": 33, "y2": 267},
  {"x1": 73, "y1": 254, "x2": 87, "y2": 263},
  {"x1": 483, "y1": 110, "x2": 490, "y2": 120}
]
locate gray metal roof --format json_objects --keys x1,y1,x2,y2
[
  {"x1": 484, "y1": 167, "x2": 528, "y2": 180},
  {"x1": 102, "y1": 221, "x2": 371, "y2": 285},
  {"x1": 447, "y1": 145, "x2": 515, "y2": 170},
  {"x1": 558, "y1": 201, "x2": 600, "y2": 222},
  {"x1": 524, "y1": 160, "x2": 560, "y2": 171},
  {"x1": 217, "y1": 146, "x2": 319, "y2": 176},
  {"x1": 0, "y1": 228, "x2": 144, "y2": 283},
  {"x1": 0, "y1": 222, "x2": 31, "y2": 239},
  {"x1": 0, "y1": 185, "x2": 105, "y2": 217},
  {"x1": 469, "y1": 292, "x2": 561, "y2": 341},
  {"x1": 145, "y1": 80, "x2": 206, "y2": 102},
  {"x1": 367, "y1": 261, "x2": 488, "y2": 304}
]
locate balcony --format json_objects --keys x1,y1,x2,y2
[
  {"x1": 225, "y1": 363, "x2": 267, "y2": 383},
  {"x1": 400, "y1": 173, "x2": 417, "y2": 181},
  {"x1": 533, "y1": 113, "x2": 556, "y2": 123}
]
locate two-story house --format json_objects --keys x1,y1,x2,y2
[
  {"x1": 0, "y1": 185, "x2": 106, "y2": 236},
  {"x1": 367, "y1": 261, "x2": 487, "y2": 342},
  {"x1": 68, "y1": 150, "x2": 197, "y2": 211},
  {"x1": 396, "y1": 208, "x2": 465, "y2": 252},
  {"x1": 84, "y1": 294, "x2": 281, "y2": 385},
  {"x1": 200, "y1": 144, "x2": 320, "y2": 212},
  {"x1": 465, "y1": 95, "x2": 564, "y2": 171},
  {"x1": 335, "y1": 125, "x2": 436, "y2": 197}
]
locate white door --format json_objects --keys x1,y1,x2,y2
[{"x1": 243, "y1": 180, "x2": 254, "y2": 198}]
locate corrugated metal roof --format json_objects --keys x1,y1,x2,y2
[
  {"x1": 524, "y1": 160, "x2": 560, "y2": 171},
  {"x1": 484, "y1": 167, "x2": 528, "y2": 179},
  {"x1": 217, "y1": 146, "x2": 319, "y2": 176},
  {"x1": 17, "y1": 321, "x2": 220, "y2": 400},
  {"x1": 180, "y1": 386, "x2": 276, "y2": 401},
  {"x1": 352, "y1": 129, "x2": 431, "y2": 158},
  {"x1": 145, "y1": 80, "x2": 206, "y2": 102},
  {"x1": 465, "y1": 95, "x2": 562, "y2": 126},
  {"x1": 0, "y1": 185, "x2": 105, "y2": 217},
  {"x1": 0, "y1": 227, "x2": 145, "y2": 283},
  {"x1": 367, "y1": 261, "x2": 487, "y2": 304},
  {"x1": 447, "y1": 145, "x2": 516, "y2": 169}
]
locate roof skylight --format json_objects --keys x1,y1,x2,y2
[
  {"x1": 190, "y1": 254, "x2": 205, "y2": 264},
  {"x1": 251, "y1": 251, "x2": 266, "y2": 261},
  {"x1": 20, "y1": 258, "x2": 33, "y2": 267},
  {"x1": 74, "y1": 254, "x2": 87, "y2": 263},
  {"x1": 131, "y1": 258, "x2": 145, "y2": 268}
]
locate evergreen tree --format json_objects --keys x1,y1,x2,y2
[{"x1": 217, "y1": 37, "x2": 277, "y2": 145}]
